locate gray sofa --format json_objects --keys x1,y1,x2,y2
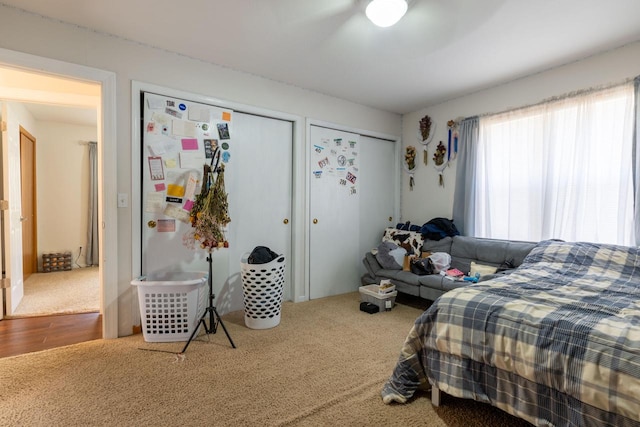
[{"x1": 362, "y1": 235, "x2": 537, "y2": 301}]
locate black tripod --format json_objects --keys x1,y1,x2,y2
[{"x1": 180, "y1": 254, "x2": 236, "y2": 354}]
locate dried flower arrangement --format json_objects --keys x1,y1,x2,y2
[
  {"x1": 433, "y1": 141, "x2": 447, "y2": 187},
  {"x1": 433, "y1": 141, "x2": 446, "y2": 166},
  {"x1": 404, "y1": 145, "x2": 417, "y2": 190},
  {"x1": 183, "y1": 162, "x2": 231, "y2": 251},
  {"x1": 405, "y1": 145, "x2": 417, "y2": 170},
  {"x1": 419, "y1": 115, "x2": 432, "y2": 141}
]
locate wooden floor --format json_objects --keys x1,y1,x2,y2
[{"x1": 0, "y1": 312, "x2": 102, "y2": 358}]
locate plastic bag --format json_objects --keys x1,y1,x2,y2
[{"x1": 428, "y1": 252, "x2": 451, "y2": 273}]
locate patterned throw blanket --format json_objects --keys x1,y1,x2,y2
[{"x1": 382, "y1": 240, "x2": 640, "y2": 427}]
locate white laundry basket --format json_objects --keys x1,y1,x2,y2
[
  {"x1": 131, "y1": 271, "x2": 208, "y2": 342},
  {"x1": 240, "y1": 254, "x2": 285, "y2": 329}
]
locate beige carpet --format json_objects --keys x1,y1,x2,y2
[
  {"x1": 0, "y1": 292, "x2": 530, "y2": 426},
  {"x1": 11, "y1": 267, "x2": 99, "y2": 317}
]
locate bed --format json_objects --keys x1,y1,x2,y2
[{"x1": 381, "y1": 239, "x2": 640, "y2": 427}]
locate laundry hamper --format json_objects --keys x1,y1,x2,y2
[
  {"x1": 240, "y1": 254, "x2": 285, "y2": 329},
  {"x1": 131, "y1": 271, "x2": 208, "y2": 342}
]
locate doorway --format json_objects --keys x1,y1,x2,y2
[
  {"x1": 0, "y1": 48, "x2": 118, "y2": 339},
  {"x1": 1, "y1": 101, "x2": 100, "y2": 324}
]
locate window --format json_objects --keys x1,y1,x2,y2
[{"x1": 474, "y1": 84, "x2": 635, "y2": 245}]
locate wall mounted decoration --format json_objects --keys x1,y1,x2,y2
[
  {"x1": 418, "y1": 115, "x2": 436, "y2": 165},
  {"x1": 404, "y1": 145, "x2": 417, "y2": 190},
  {"x1": 433, "y1": 141, "x2": 447, "y2": 187},
  {"x1": 447, "y1": 119, "x2": 459, "y2": 162}
]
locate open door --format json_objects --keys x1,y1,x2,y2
[
  {"x1": 1, "y1": 102, "x2": 25, "y2": 315},
  {"x1": 0, "y1": 112, "x2": 6, "y2": 320}
]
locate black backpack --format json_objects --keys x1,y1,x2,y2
[{"x1": 420, "y1": 218, "x2": 460, "y2": 241}]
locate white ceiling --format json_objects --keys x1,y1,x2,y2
[{"x1": 3, "y1": 0, "x2": 640, "y2": 115}]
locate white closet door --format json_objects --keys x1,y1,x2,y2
[
  {"x1": 309, "y1": 126, "x2": 361, "y2": 299},
  {"x1": 226, "y1": 112, "x2": 293, "y2": 302},
  {"x1": 141, "y1": 92, "x2": 232, "y2": 275},
  {"x1": 141, "y1": 93, "x2": 293, "y2": 313},
  {"x1": 358, "y1": 135, "x2": 397, "y2": 271}
]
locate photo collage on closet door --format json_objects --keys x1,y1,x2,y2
[
  {"x1": 312, "y1": 135, "x2": 359, "y2": 195},
  {"x1": 142, "y1": 93, "x2": 232, "y2": 242}
]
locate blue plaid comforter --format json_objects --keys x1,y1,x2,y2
[{"x1": 382, "y1": 240, "x2": 640, "y2": 427}]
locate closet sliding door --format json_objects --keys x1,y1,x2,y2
[
  {"x1": 226, "y1": 112, "x2": 293, "y2": 302},
  {"x1": 309, "y1": 125, "x2": 397, "y2": 299},
  {"x1": 309, "y1": 126, "x2": 360, "y2": 299},
  {"x1": 358, "y1": 135, "x2": 397, "y2": 273}
]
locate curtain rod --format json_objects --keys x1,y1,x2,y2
[{"x1": 476, "y1": 76, "x2": 636, "y2": 119}]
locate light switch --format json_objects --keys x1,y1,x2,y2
[{"x1": 117, "y1": 193, "x2": 128, "y2": 208}]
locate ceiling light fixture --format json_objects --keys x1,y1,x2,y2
[{"x1": 365, "y1": 0, "x2": 408, "y2": 28}]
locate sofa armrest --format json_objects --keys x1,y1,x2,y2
[{"x1": 363, "y1": 252, "x2": 382, "y2": 277}]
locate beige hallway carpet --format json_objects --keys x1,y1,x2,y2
[
  {"x1": 11, "y1": 267, "x2": 99, "y2": 317},
  {"x1": 0, "y1": 292, "x2": 528, "y2": 427}
]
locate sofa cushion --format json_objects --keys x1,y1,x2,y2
[
  {"x1": 449, "y1": 235, "x2": 535, "y2": 275},
  {"x1": 418, "y1": 274, "x2": 445, "y2": 290},
  {"x1": 423, "y1": 236, "x2": 453, "y2": 254},
  {"x1": 375, "y1": 269, "x2": 422, "y2": 287},
  {"x1": 470, "y1": 261, "x2": 498, "y2": 277}
]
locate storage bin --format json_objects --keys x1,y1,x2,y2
[
  {"x1": 359, "y1": 284, "x2": 397, "y2": 312},
  {"x1": 240, "y1": 254, "x2": 285, "y2": 329},
  {"x1": 131, "y1": 271, "x2": 208, "y2": 342},
  {"x1": 42, "y1": 252, "x2": 72, "y2": 272}
]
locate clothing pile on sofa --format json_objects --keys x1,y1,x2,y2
[{"x1": 373, "y1": 218, "x2": 459, "y2": 272}]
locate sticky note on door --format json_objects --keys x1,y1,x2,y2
[
  {"x1": 166, "y1": 184, "x2": 185, "y2": 198},
  {"x1": 181, "y1": 138, "x2": 198, "y2": 150}
]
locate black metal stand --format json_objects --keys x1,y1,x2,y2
[{"x1": 180, "y1": 254, "x2": 236, "y2": 353}]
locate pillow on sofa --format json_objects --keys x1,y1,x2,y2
[
  {"x1": 382, "y1": 227, "x2": 424, "y2": 256},
  {"x1": 470, "y1": 261, "x2": 498, "y2": 277},
  {"x1": 376, "y1": 241, "x2": 406, "y2": 270}
]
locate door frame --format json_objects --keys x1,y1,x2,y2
[
  {"x1": 130, "y1": 81, "x2": 305, "y2": 314},
  {"x1": 0, "y1": 48, "x2": 118, "y2": 339}
]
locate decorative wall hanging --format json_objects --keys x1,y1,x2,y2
[
  {"x1": 433, "y1": 141, "x2": 447, "y2": 187},
  {"x1": 404, "y1": 145, "x2": 417, "y2": 190},
  {"x1": 417, "y1": 115, "x2": 436, "y2": 165},
  {"x1": 185, "y1": 149, "x2": 231, "y2": 251},
  {"x1": 447, "y1": 119, "x2": 459, "y2": 161}
]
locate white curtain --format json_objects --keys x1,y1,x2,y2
[{"x1": 474, "y1": 83, "x2": 635, "y2": 245}]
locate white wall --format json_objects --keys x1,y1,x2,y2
[
  {"x1": 400, "y1": 41, "x2": 640, "y2": 226},
  {"x1": 36, "y1": 121, "x2": 97, "y2": 269},
  {"x1": 0, "y1": 5, "x2": 401, "y2": 336}
]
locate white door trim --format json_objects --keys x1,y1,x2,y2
[{"x1": 0, "y1": 48, "x2": 118, "y2": 339}]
